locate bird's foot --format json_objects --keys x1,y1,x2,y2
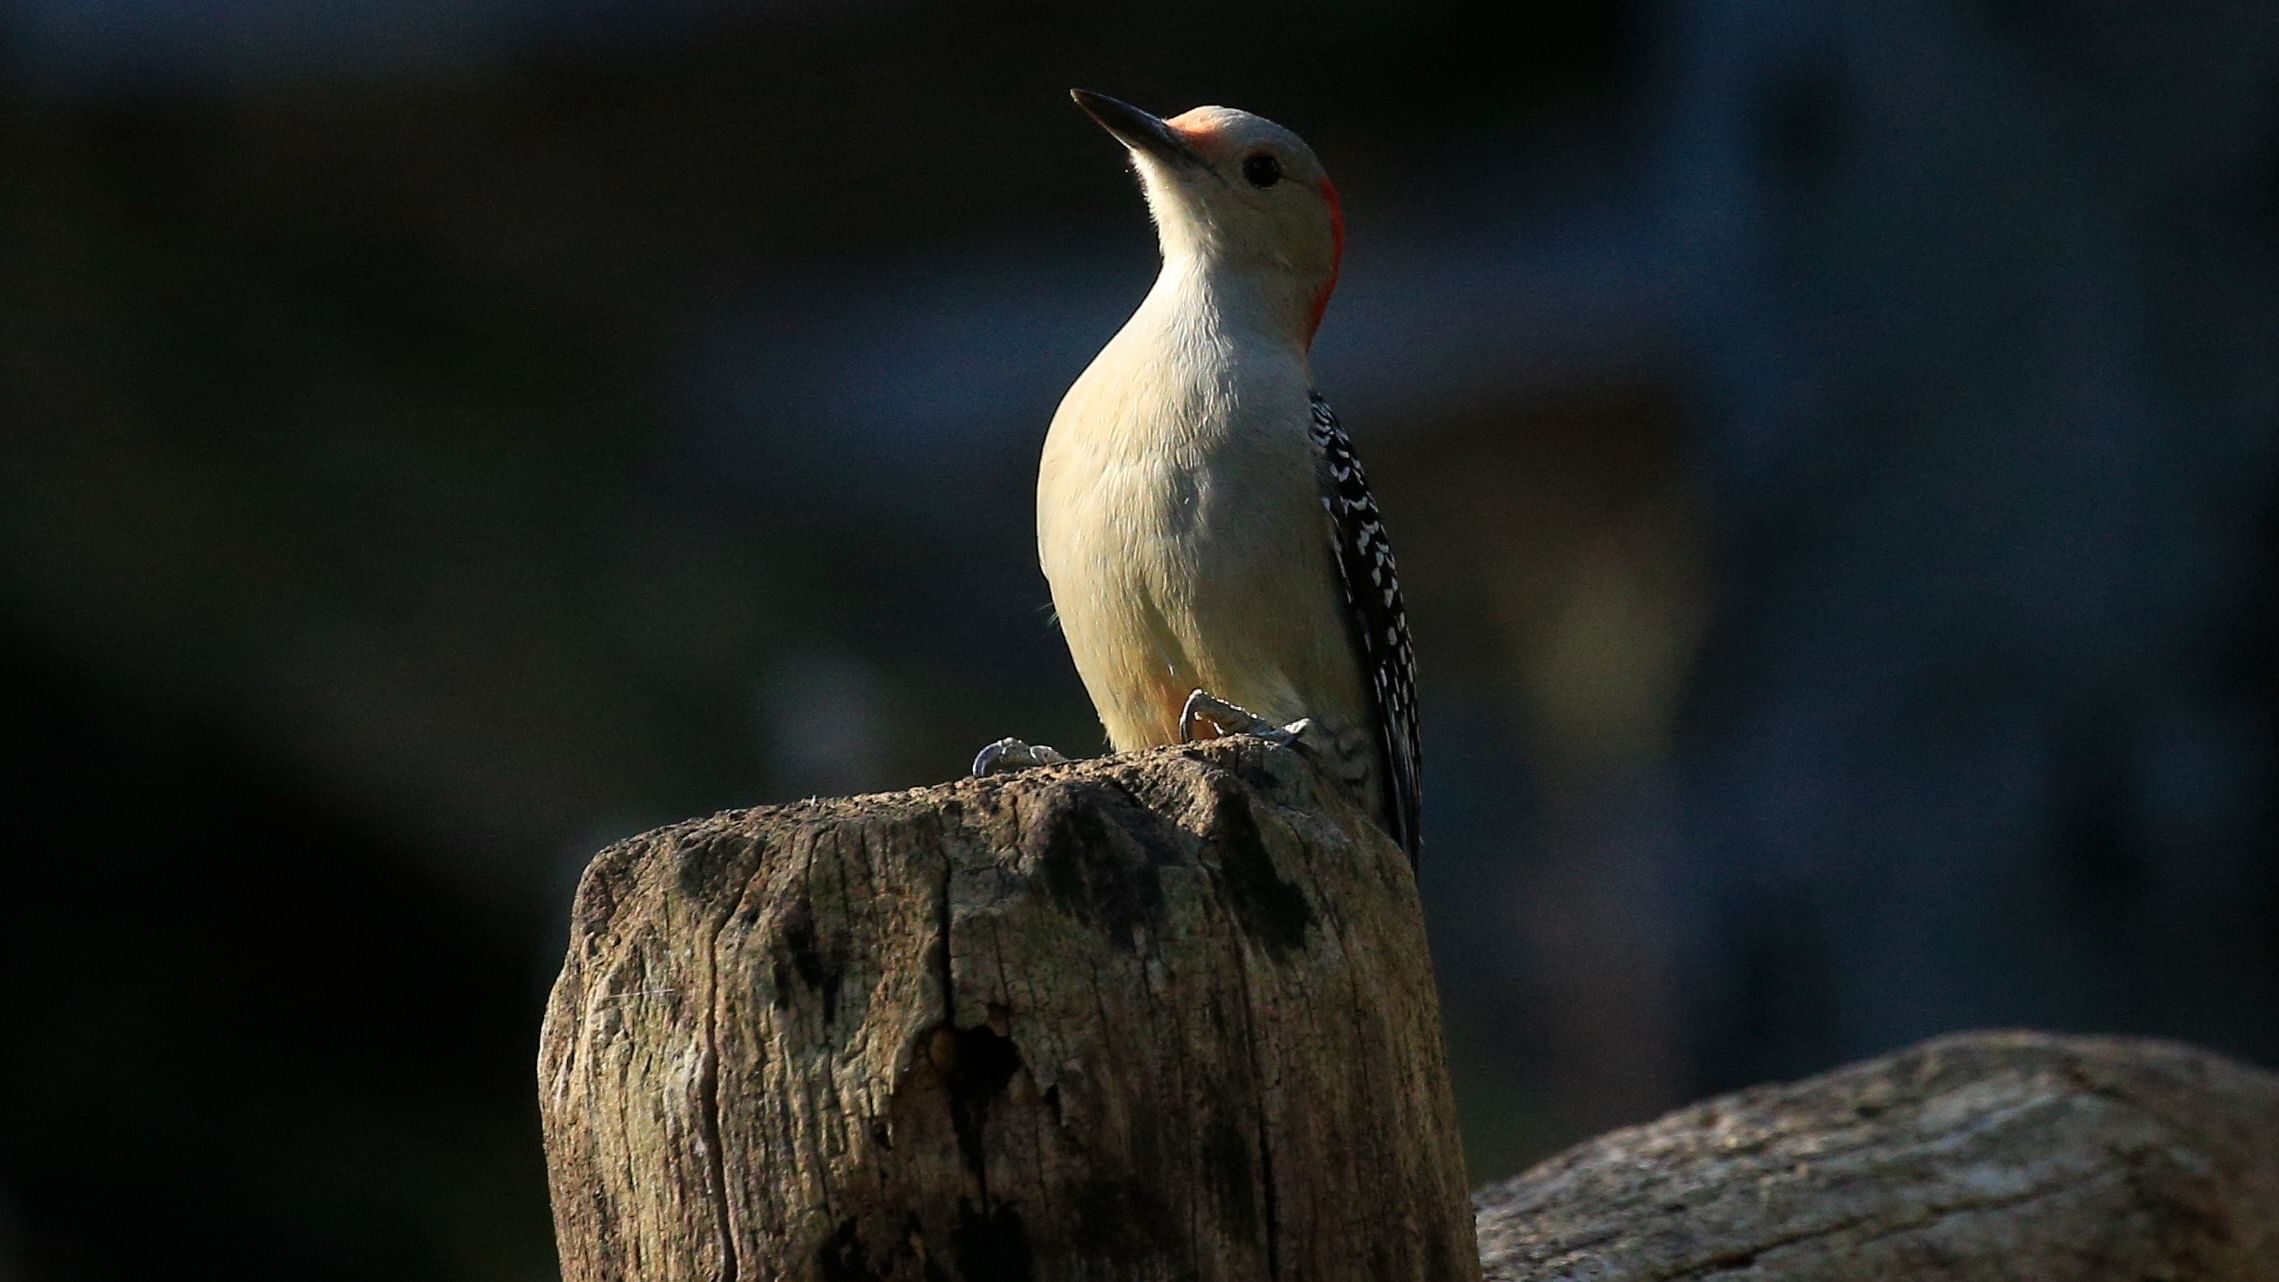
[
  {"x1": 1178, "y1": 689, "x2": 1311, "y2": 747},
  {"x1": 971, "y1": 737, "x2": 1072, "y2": 777}
]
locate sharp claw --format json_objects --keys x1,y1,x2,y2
[
  {"x1": 1180, "y1": 690, "x2": 1308, "y2": 747},
  {"x1": 1178, "y1": 689, "x2": 1208, "y2": 744},
  {"x1": 972, "y1": 739, "x2": 1012, "y2": 777},
  {"x1": 972, "y1": 737, "x2": 1068, "y2": 776}
]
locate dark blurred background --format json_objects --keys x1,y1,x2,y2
[{"x1": 4, "y1": 1, "x2": 2276, "y2": 1278}]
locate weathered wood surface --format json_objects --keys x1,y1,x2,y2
[
  {"x1": 1476, "y1": 1030, "x2": 2279, "y2": 1280},
  {"x1": 538, "y1": 735, "x2": 1479, "y2": 1282}
]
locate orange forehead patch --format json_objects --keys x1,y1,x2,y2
[
  {"x1": 1165, "y1": 108, "x2": 1230, "y2": 153},
  {"x1": 1164, "y1": 107, "x2": 1223, "y2": 135}
]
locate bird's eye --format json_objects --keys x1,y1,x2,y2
[{"x1": 1241, "y1": 154, "x2": 1283, "y2": 188}]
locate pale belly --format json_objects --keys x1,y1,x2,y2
[{"x1": 1038, "y1": 437, "x2": 1368, "y2": 755}]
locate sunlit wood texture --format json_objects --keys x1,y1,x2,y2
[
  {"x1": 1478, "y1": 1031, "x2": 2279, "y2": 1280},
  {"x1": 538, "y1": 735, "x2": 1478, "y2": 1282}
]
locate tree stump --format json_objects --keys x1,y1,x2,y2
[
  {"x1": 537, "y1": 736, "x2": 1479, "y2": 1282},
  {"x1": 1475, "y1": 1030, "x2": 2279, "y2": 1280}
]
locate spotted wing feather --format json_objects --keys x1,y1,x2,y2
[{"x1": 1310, "y1": 393, "x2": 1422, "y2": 865}]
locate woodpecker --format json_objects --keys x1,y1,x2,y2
[{"x1": 975, "y1": 90, "x2": 1420, "y2": 865}]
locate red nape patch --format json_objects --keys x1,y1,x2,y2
[{"x1": 1308, "y1": 177, "x2": 1346, "y2": 348}]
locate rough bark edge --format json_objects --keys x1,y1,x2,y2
[
  {"x1": 540, "y1": 736, "x2": 1480, "y2": 1282},
  {"x1": 1473, "y1": 1030, "x2": 2279, "y2": 1281}
]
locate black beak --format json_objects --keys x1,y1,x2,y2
[{"x1": 1070, "y1": 89, "x2": 1202, "y2": 169}]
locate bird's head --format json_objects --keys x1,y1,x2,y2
[{"x1": 1072, "y1": 89, "x2": 1345, "y2": 347}]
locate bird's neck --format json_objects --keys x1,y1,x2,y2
[
  {"x1": 1140, "y1": 255, "x2": 1322, "y2": 357},
  {"x1": 1062, "y1": 259, "x2": 1312, "y2": 462}
]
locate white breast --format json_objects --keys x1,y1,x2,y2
[{"x1": 1036, "y1": 269, "x2": 1360, "y2": 750}]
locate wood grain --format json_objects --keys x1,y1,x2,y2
[
  {"x1": 1476, "y1": 1030, "x2": 2279, "y2": 1280},
  {"x1": 538, "y1": 735, "x2": 1479, "y2": 1282}
]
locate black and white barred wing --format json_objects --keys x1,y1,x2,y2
[{"x1": 1309, "y1": 392, "x2": 1422, "y2": 865}]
